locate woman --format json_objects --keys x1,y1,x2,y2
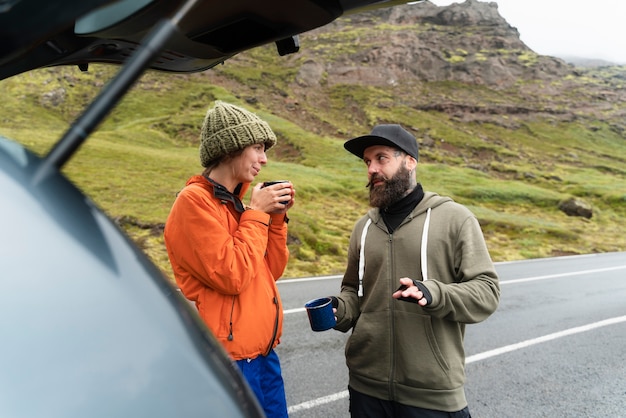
[{"x1": 164, "y1": 100, "x2": 295, "y2": 418}]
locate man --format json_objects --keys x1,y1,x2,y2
[
  {"x1": 331, "y1": 124, "x2": 500, "y2": 417},
  {"x1": 164, "y1": 101, "x2": 295, "y2": 418}
]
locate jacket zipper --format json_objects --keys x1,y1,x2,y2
[
  {"x1": 264, "y1": 296, "x2": 280, "y2": 356},
  {"x1": 227, "y1": 296, "x2": 235, "y2": 341}
]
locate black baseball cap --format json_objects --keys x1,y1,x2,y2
[{"x1": 344, "y1": 124, "x2": 418, "y2": 160}]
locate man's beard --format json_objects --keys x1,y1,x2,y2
[{"x1": 368, "y1": 165, "x2": 412, "y2": 208}]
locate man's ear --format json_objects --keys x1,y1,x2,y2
[{"x1": 405, "y1": 155, "x2": 417, "y2": 171}]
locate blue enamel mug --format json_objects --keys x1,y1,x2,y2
[{"x1": 304, "y1": 297, "x2": 336, "y2": 332}]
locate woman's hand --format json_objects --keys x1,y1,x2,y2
[{"x1": 249, "y1": 181, "x2": 295, "y2": 214}]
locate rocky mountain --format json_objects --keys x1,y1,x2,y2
[
  {"x1": 302, "y1": 0, "x2": 567, "y2": 88},
  {"x1": 558, "y1": 56, "x2": 624, "y2": 68},
  {"x1": 201, "y1": 0, "x2": 625, "y2": 140}
]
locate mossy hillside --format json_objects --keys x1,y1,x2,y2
[{"x1": 2, "y1": 55, "x2": 625, "y2": 279}]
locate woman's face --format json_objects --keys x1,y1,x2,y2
[{"x1": 232, "y1": 143, "x2": 267, "y2": 184}]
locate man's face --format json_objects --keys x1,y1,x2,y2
[{"x1": 363, "y1": 145, "x2": 414, "y2": 208}]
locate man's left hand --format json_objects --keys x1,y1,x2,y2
[{"x1": 392, "y1": 277, "x2": 432, "y2": 306}]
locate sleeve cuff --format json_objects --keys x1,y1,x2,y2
[
  {"x1": 270, "y1": 213, "x2": 289, "y2": 225},
  {"x1": 411, "y1": 279, "x2": 433, "y2": 306}
]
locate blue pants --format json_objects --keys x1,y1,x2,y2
[{"x1": 236, "y1": 349, "x2": 288, "y2": 418}]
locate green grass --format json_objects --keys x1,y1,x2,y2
[{"x1": 2, "y1": 59, "x2": 625, "y2": 280}]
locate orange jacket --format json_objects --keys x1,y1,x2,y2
[{"x1": 164, "y1": 175, "x2": 288, "y2": 360}]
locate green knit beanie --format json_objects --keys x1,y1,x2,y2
[{"x1": 199, "y1": 100, "x2": 277, "y2": 167}]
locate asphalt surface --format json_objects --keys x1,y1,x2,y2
[{"x1": 276, "y1": 252, "x2": 626, "y2": 418}]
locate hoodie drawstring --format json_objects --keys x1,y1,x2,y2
[
  {"x1": 420, "y1": 207, "x2": 431, "y2": 281},
  {"x1": 358, "y1": 208, "x2": 432, "y2": 297},
  {"x1": 358, "y1": 218, "x2": 372, "y2": 297}
]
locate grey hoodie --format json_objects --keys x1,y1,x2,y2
[{"x1": 334, "y1": 191, "x2": 500, "y2": 412}]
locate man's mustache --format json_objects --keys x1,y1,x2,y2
[{"x1": 366, "y1": 174, "x2": 386, "y2": 188}]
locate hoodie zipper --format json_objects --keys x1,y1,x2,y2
[
  {"x1": 388, "y1": 230, "x2": 397, "y2": 401},
  {"x1": 387, "y1": 208, "x2": 432, "y2": 400}
]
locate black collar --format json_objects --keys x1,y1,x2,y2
[{"x1": 203, "y1": 176, "x2": 246, "y2": 213}]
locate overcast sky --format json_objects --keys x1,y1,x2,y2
[{"x1": 429, "y1": 0, "x2": 626, "y2": 64}]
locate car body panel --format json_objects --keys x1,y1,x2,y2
[
  {"x1": 0, "y1": 0, "x2": 410, "y2": 416},
  {"x1": 0, "y1": 134, "x2": 264, "y2": 417}
]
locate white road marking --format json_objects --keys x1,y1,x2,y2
[
  {"x1": 287, "y1": 315, "x2": 626, "y2": 414},
  {"x1": 284, "y1": 307, "x2": 306, "y2": 314},
  {"x1": 288, "y1": 391, "x2": 349, "y2": 414},
  {"x1": 279, "y1": 275, "x2": 342, "y2": 284},
  {"x1": 498, "y1": 265, "x2": 626, "y2": 285},
  {"x1": 282, "y1": 265, "x2": 626, "y2": 315},
  {"x1": 466, "y1": 315, "x2": 626, "y2": 363}
]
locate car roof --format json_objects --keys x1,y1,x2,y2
[{"x1": 0, "y1": 0, "x2": 411, "y2": 80}]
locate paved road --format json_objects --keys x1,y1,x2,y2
[{"x1": 276, "y1": 252, "x2": 626, "y2": 418}]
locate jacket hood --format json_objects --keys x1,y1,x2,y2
[
  {"x1": 186, "y1": 175, "x2": 251, "y2": 200},
  {"x1": 417, "y1": 192, "x2": 453, "y2": 212}
]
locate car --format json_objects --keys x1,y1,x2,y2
[{"x1": 0, "y1": 0, "x2": 409, "y2": 416}]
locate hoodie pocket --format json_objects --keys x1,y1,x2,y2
[
  {"x1": 393, "y1": 311, "x2": 454, "y2": 389},
  {"x1": 345, "y1": 312, "x2": 392, "y2": 380}
]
